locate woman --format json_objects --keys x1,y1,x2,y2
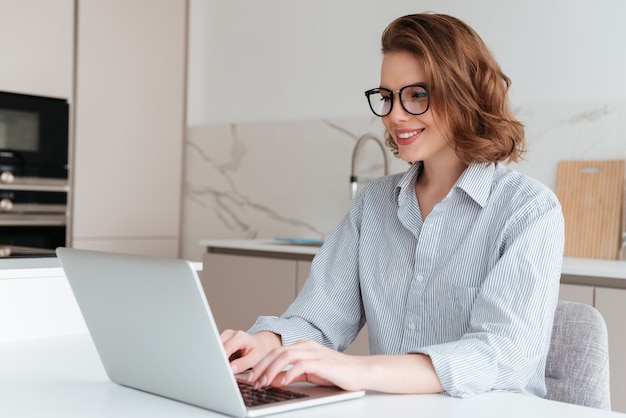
[{"x1": 221, "y1": 12, "x2": 564, "y2": 397}]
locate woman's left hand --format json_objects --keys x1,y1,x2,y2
[{"x1": 246, "y1": 339, "x2": 368, "y2": 392}]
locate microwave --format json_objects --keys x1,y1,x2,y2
[{"x1": 0, "y1": 90, "x2": 69, "y2": 179}]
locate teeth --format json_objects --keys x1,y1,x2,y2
[{"x1": 397, "y1": 131, "x2": 419, "y2": 139}]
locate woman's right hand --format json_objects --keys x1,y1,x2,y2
[{"x1": 220, "y1": 329, "x2": 282, "y2": 374}]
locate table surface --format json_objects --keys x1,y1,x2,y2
[{"x1": 1, "y1": 333, "x2": 623, "y2": 418}]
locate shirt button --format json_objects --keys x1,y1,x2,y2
[
  {"x1": 416, "y1": 275, "x2": 424, "y2": 282},
  {"x1": 409, "y1": 322, "x2": 416, "y2": 330}
]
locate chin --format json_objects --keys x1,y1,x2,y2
[{"x1": 397, "y1": 149, "x2": 423, "y2": 164}]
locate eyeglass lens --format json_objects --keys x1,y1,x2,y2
[{"x1": 366, "y1": 85, "x2": 428, "y2": 117}]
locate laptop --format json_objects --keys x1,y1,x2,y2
[{"x1": 56, "y1": 247, "x2": 365, "y2": 417}]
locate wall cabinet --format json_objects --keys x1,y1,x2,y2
[{"x1": 0, "y1": 0, "x2": 74, "y2": 99}]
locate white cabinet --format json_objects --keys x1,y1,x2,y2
[
  {"x1": 201, "y1": 252, "x2": 297, "y2": 332},
  {"x1": 71, "y1": 0, "x2": 186, "y2": 257},
  {"x1": 202, "y1": 251, "x2": 370, "y2": 355},
  {"x1": 0, "y1": 0, "x2": 74, "y2": 99},
  {"x1": 559, "y1": 283, "x2": 594, "y2": 305}
]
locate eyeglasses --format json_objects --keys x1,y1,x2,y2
[{"x1": 364, "y1": 84, "x2": 429, "y2": 117}]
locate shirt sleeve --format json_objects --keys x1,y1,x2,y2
[
  {"x1": 413, "y1": 200, "x2": 564, "y2": 397},
  {"x1": 247, "y1": 194, "x2": 366, "y2": 351}
]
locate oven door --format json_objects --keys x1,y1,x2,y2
[
  {"x1": 0, "y1": 223, "x2": 65, "y2": 250},
  {"x1": 0, "y1": 181, "x2": 67, "y2": 250}
]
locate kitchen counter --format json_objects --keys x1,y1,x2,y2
[
  {"x1": 200, "y1": 239, "x2": 626, "y2": 287},
  {"x1": 560, "y1": 257, "x2": 626, "y2": 286}
]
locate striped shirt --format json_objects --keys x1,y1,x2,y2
[{"x1": 248, "y1": 161, "x2": 564, "y2": 398}]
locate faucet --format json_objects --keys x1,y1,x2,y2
[{"x1": 350, "y1": 133, "x2": 389, "y2": 198}]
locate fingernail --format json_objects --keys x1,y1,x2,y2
[
  {"x1": 230, "y1": 364, "x2": 238, "y2": 373},
  {"x1": 259, "y1": 375, "x2": 267, "y2": 386},
  {"x1": 246, "y1": 372, "x2": 254, "y2": 382}
]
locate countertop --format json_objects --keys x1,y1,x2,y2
[
  {"x1": 1, "y1": 240, "x2": 624, "y2": 284},
  {"x1": 201, "y1": 239, "x2": 626, "y2": 284}
]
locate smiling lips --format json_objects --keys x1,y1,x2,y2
[{"x1": 396, "y1": 129, "x2": 424, "y2": 146}]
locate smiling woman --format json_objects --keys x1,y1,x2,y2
[{"x1": 219, "y1": 11, "x2": 565, "y2": 399}]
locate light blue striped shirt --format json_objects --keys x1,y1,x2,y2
[{"x1": 249, "y1": 161, "x2": 564, "y2": 398}]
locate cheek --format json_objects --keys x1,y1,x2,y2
[{"x1": 382, "y1": 117, "x2": 393, "y2": 136}]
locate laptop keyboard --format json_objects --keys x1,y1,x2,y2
[{"x1": 238, "y1": 381, "x2": 309, "y2": 407}]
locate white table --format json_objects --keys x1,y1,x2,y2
[{"x1": 0, "y1": 333, "x2": 622, "y2": 418}]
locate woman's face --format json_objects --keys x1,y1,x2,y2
[{"x1": 380, "y1": 51, "x2": 456, "y2": 164}]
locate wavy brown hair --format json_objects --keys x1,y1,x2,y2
[{"x1": 380, "y1": 13, "x2": 525, "y2": 164}]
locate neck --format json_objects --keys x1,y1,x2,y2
[{"x1": 417, "y1": 158, "x2": 468, "y2": 192}]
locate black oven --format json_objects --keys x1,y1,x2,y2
[{"x1": 0, "y1": 91, "x2": 69, "y2": 254}]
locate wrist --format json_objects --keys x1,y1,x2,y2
[{"x1": 255, "y1": 331, "x2": 282, "y2": 351}]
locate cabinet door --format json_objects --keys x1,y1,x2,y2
[
  {"x1": 201, "y1": 253, "x2": 297, "y2": 332},
  {"x1": 559, "y1": 283, "x2": 594, "y2": 305},
  {"x1": 72, "y1": 0, "x2": 186, "y2": 256},
  {"x1": 296, "y1": 260, "x2": 312, "y2": 294},
  {"x1": 595, "y1": 288, "x2": 626, "y2": 413},
  {"x1": 0, "y1": 0, "x2": 73, "y2": 98}
]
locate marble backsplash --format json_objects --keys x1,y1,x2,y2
[{"x1": 181, "y1": 103, "x2": 626, "y2": 260}]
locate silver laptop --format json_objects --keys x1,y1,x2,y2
[{"x1": 56, "y1": 248, "x2": 364, "y2": 417}]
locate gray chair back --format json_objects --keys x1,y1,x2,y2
[{"x1": 545, "y1": 300, "x2": 611, "y2": 410}]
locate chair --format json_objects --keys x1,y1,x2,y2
[{"x1": 545, "y1": 300, "x2": 611, "y2": 410}]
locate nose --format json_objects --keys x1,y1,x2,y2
[{"x1": 385, "y1": 95, "x2": 410, "y2": 122}]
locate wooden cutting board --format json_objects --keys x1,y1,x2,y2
[{"x1": 555, "y1": 160, "x2": 625, "y2": 260}]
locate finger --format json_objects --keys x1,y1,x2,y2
[
  {"x1": 221, "y1": 330, "x2": 260, "y2": 373},
  {"x1": 248, "y1": 346, "x2": 288, "y2": 388},
  {"x1": 220, "y1": 329, "x2": 237, "y2": 343},
  {"x1": 252, "y1": 345, "x2": 313, "y2": 389},
  {"x1": 272, "y1": 343, "x2": 340, "y2": 388},
  {"x1": 230, "y1": 355, "x2": 255, "y2": 375},
  {"x1": 221, "y1": 330, "x2": 245, "y2": 359}
]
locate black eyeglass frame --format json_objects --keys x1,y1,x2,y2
[{"x1": 364, "y1": 83, "x2": 430, "y2": 117}]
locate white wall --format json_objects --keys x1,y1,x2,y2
[{"x1": 188, "y1": 0, "x2": 626, "y2": 125}]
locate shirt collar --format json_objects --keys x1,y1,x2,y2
[
  {"x1": 395, "y1": 162, "x2": 422, "y2": 207},
  {"x1": 395, "y1": 161, "x2": 495, "y2": 208},
  {"x1": 454, "y1": 163, "x2": 495, "y2": 208}
]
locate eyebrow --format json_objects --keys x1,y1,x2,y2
[{"x1": 376, "y1": 82, "x2": 428, "y2": 90}]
